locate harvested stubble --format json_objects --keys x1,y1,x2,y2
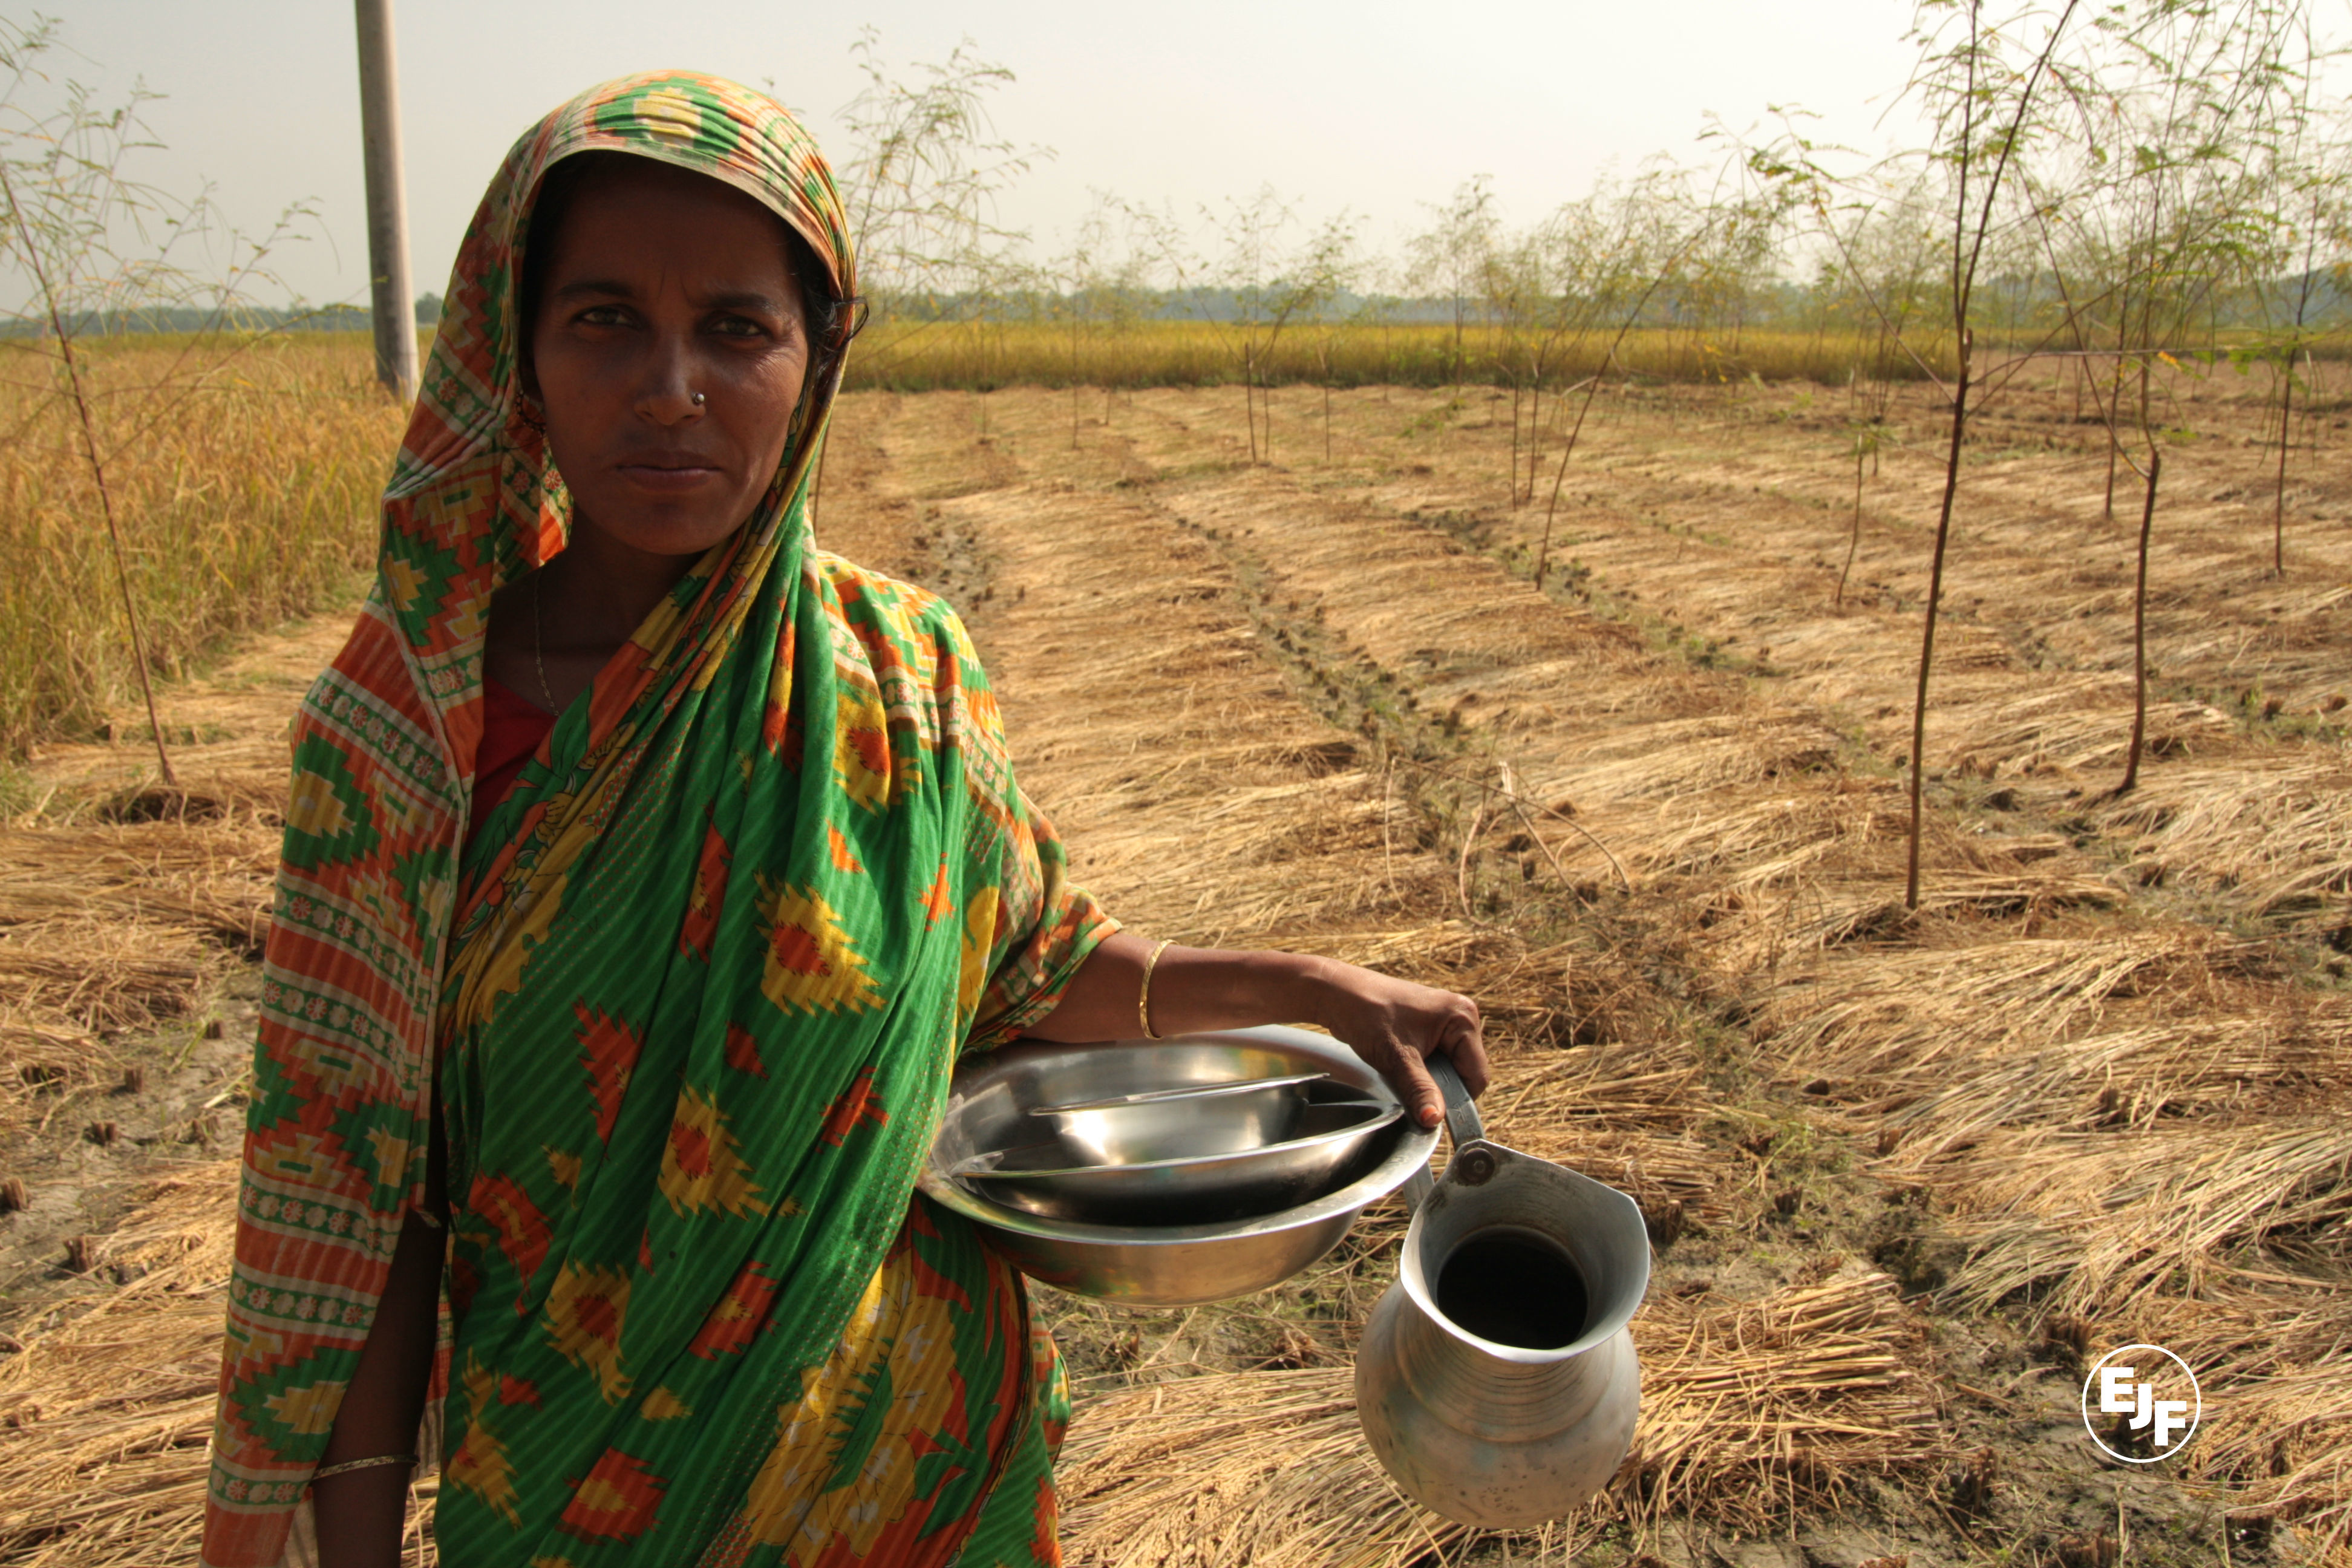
[
  {"x1": 1527, "y1": 712, "x2": 1842, "y2": 805},
  {"x1": 1056, "y1": 1271, "x2": 1935, "y2": 1567},
  {"x1": 1093, "y1": 392, "x2": 2145, "y2": 998},
  {"x1": 2195, "y1": 1351, "x2": 2352, "y2": 1552},
  {"x1": 0, "y1": 921, "x2": 211, "y2": 1037},
  {"x1": 0, "y1": 1163, "x2": 238, "y2": 1566},
  {"x1": 1405, "y1": 370, "x2": 2352, "y2": 920},
  {"x1": 1765, "y1": 915, "x2": 2352, "y2": 1546},
  {"x1": 0, "y1": 821, "x2": 276, "y2": 952},
  {"x1": 1634, "y1": 790, "x2": 1861, "y2": 883},
  {"x1": 852, "y1": 410, "x2": 1463, "y2": 963},
  {"x1": 1764, "y1": 933, "x2": 2218, "y2": 1096},
  {"x1": 1935, "y1": 675, "x2": 2236, "y2": 778},
  {"x1": 1875, "y1": 1010, "x2": 2352, "y2": 1162},
  {"x1": 2096, "y1": 759, "x2": 2352, "y2": 920},
  {"x1": 2, "y1": 616, "x2": 332, "y2": 1151},
  {"x1": 1710, "y1": 863, "x2": 2119, "y2": 973},
  {"x1": 1477, "y1": 1046, "x2": 1719, "y2": 1216},
  {"x1": 1925, "y1": 1119, "x2": 2352, "y2": 1315},
  {"x1": 0, "y1": 817, "x2": 275, "y2": 1140}
]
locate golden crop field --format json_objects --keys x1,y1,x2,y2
[
  {"x1": 1, "y1": 336, "x2": 2350, "y2": 1563},
  {"x1": 0, "y1": 335, "x2": 404, "y2": 765},
  {"x1": 8, "y1": 324, "x2": 2339, "y2": 780},
  {"x1": 844, "y1": 319, "x2": 1972, "y2": 393}
]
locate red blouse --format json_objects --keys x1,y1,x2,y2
[{"x1": 471, "y1": 673, "x2": 557, "y2": 839}]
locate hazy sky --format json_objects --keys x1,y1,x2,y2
[{"x1": 47, "y1": 2, "x2": 2014, "y2": 304}]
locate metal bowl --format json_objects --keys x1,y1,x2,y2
[
  {"x1": 920, "y1": 1025, "x2": 1439, "y2": 1307},
  {"x1": 954, "y1": 1097, "x2": 1403, "y2": 1225},
  {"x1": 1030, "y1": 1071, "x2": 1329, "y2": 1165}
]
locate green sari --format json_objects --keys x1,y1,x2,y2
[{"x1": 204, "y1": 73, "x2": 1111, "y2": 1568}]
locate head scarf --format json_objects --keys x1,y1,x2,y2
[{"x1": 204, "y1": 73, "x2": 1110, "y2": 1566}]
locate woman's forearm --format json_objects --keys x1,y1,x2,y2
[
  {"x1": 312, "y1": 1209, "x2": 443, "y2": 1568},
  {"x1": 1028, "y1": 933, "x2": 1327, "y2": 1041},
  {"x1": 1027, "y1": 933, "x2": 1489, "y2": 1125}
]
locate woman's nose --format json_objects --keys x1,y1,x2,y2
[{"x1": 634, "y1": 332, "x2": 704, "y2": 426}]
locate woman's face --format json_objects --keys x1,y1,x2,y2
[{"x1": 528, "y1": 159, "x2": 812, "y2": 562}]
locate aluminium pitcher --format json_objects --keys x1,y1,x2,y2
[{"x1": 1355, "y1": 1060, "x2": 1650, "y2": 1527}]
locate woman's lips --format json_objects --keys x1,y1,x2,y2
[{"x1": 616, "y1": 462, "x2": 723, "y2": 494}]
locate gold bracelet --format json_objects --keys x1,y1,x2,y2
[
  {"x1": 312, "y1": 1452, "x2": 417, "y2": 1483},
  {"x1": 1138, "y1": 939, "x2": 1174, "y2": 1040}
]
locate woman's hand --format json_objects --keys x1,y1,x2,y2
[
  {"x1": 1302, "y1": 961, "x2": 1489, "y2": 1130},
  {"x1": 1028, "y1": 936, "x2": 1488, "y2": 1126}
]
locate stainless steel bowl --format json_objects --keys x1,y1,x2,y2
[
  {"x1": 1030, "y1": 1071, "x2": 1328, "y2": 1165},
  {"x1": 920, "y1": 1025, "x2": 1439, "y2": 1307},
  {"x1": 955, "y1": 1098, "x2": 1403, "y2": 1225}
]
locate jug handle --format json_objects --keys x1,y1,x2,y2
[
  {"x1": 1403, "y1": 1053, "x2": 1487, "y2": 1212},
  {"x1": 1429, "y1": 1052, "x2": 1486, "y2": 1148}
]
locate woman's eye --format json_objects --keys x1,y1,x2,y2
[
  {"x1": 711, "y1": 315, "x2": 768, "y2": 339},
  {"x1": 577, "y1": 305, "x2": 629, "y2": 327}
]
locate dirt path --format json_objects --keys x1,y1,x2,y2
[
  {"x1": 0, "y1": 615, "x2": 354, "y2": 1331},
  {"x1": 1, "y1": 381, "x2": 2343, "y2": 1564}
]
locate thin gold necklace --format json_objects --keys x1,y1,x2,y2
[{"x1": 531, "y1": 570, "x2": 559, "y2": 713}]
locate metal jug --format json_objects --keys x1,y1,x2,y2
[{"x1": 1354, "y1": 1059, "x2": 1650, "y2": 1526}]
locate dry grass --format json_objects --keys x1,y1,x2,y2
[
  {"x1": 2198, "y1": 1356, "x2": 2352, "y2": 1553},
  {"x1": 1935, "y1": 676, "x2": 2238, "y2": 777},
  {"x1": 1764, "y1": 933, "x2": 2217, "y2": 1096},
  {"x1": 849, "y1": 401, "x2": 1459, "y2": 961},
  {"x1": 1057, "y1": 1271, "x2": 1936, "y2": 1567},
  {"x1": 1475, "y1": 1045, "x2": 1720, "y2": 1217},
  {"x1": 1927, "y1": 1119, "x2": 2352, "y2": 1312},
  {"x1": 1876, "y1": 1011, "x2": 2352, "y2": 1163},
  {"x1": 2096, "y1": 758, "x2": 2352, "y2": 920},
  {"x1": 0, "y1": 1163, "x2": 236, "y2": 1565},
  {"x1": 0, "y1": 799, "x2": 277, "y2": 1143}
]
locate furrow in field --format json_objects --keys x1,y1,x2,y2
[
  {"x1": 826, "y1": 390, "x2": 1440, "y2": 955},
  {"x1": 823, "y1": 390, "x2": 1731, "y2": 1223},
  {"x1": 1088, "y1": 389, "x2": 2116, "y2": 977},
  {"x1": 1124, "y1": 381, "x2": 2352, "y2": 936},
  {"x1": 989, "y1": 382, "x2": 2352, "y2": 1550},
  {"x1": 1375, "y1": 387, "x2": 2352, "y2": 931}
]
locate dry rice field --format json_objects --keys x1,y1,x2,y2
[{"x1": 1, "y1": 371, "x2": 2348, "y2": 1566}]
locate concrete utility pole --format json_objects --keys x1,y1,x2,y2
[{"x1": 354, "y1": 0, "x2": 419, "y2": 402}]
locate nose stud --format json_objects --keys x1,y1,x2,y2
[{"x1": 690, "y1": 391, "x2": 707, "y2": 407}]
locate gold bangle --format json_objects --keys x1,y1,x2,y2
[
  {"x1": 312, "y1": 1452, "x2": 417, "y2": 1483},
  {"x1": 1138, "y1": 939, "x2": 1174, "y2": 1040}
]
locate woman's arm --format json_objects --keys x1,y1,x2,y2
[
  {"x1": 1025, "y1": 932, "x2": 1490, "y2": 1126},
  {"x1": 310, "y1": 1208, "x2": 443, "y2": 1567}
]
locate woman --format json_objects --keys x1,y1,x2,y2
[{"x1": 204, "y1": 73, "x2": 1485, "y2": 1568}]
